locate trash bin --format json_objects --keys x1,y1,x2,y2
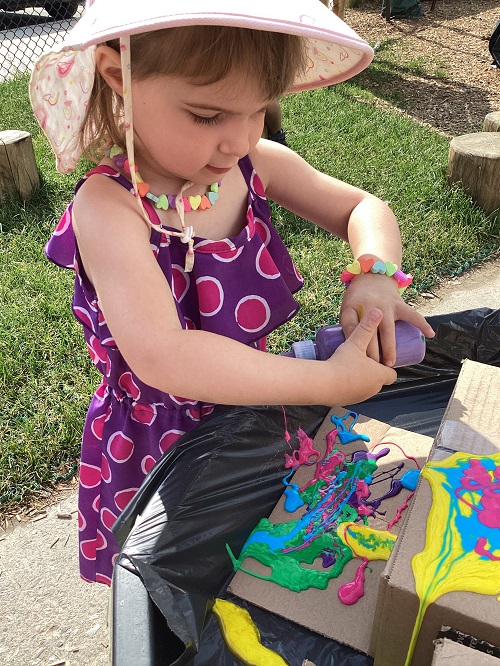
[{"x1": 111, "y1": 308, "x2": 500, "y2": 666}]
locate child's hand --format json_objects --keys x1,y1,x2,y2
[
  {"x1": 326, "y1": 308, "x2": 397, "y2": 405},
  {"x1": 339, "y1": 273, "x2": 435, "y2": 367}
]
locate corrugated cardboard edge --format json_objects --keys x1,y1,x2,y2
[
  {"x1": 373, "y1": 360, "x2": 500, "y2": 666},
  {"x1": 431, "y1": 638, "x2": 500, "y2": 665}
]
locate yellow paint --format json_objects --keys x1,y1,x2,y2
[
  {"x1": 212, "y1": 598, "x2": 289, "y2": 666},
  {"x1": 336, "y1": 522, "x2": 396, "y2": 560},
  {"x1": 405, "y1": 453, "x2": 500, "y2": 666}
]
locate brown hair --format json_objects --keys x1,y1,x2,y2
[{"x1": 81, "y1": 25, "x2": 307, "y2": 162}]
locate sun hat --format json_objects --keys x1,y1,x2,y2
[{"x1": 30, "y1": 0, "x2": 374, "y2": 175}]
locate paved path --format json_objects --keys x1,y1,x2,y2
[{"x1": 0, "y1": 255, "x2": 499, "y2": 666}]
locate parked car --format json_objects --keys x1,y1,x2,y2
[{"x1": 0, "y1": 0, "x2": 79, "y2": 19}]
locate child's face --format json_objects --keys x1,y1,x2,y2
[{"x1": 130, "y1": 69, "x2": 270, "y2": 184}]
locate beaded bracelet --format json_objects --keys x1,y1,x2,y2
[{"x1": 340, "y1": 258, "x2": 413, "y2": 294}]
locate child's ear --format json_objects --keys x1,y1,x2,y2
[{"x1": 95, "y1": 45, "x2": 124, "y2": 96}]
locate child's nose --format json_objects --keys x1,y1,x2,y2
[{"x1": 218, "y1": 128, "x2": 251, "y2": 159}]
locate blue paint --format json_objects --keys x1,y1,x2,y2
[{"x1": 401, "y1": 469, "x2": 420, "y2": 491}]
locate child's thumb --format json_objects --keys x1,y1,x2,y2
[{"x1": 349, "y1": 308, "x2": 383, "y2": 352}]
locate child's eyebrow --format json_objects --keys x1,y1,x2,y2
[{"x1": 186, "y1": 103, "x2": 269, "y2": 115}]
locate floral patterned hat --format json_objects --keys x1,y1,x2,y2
[{"x1": 29, "y1": 0, "x2": 373, "y2": 175}]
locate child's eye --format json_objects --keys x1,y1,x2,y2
[{"x1": 190, "y1": 113, "x2": 221, "y2": 126}]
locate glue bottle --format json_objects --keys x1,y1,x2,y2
[{"x1": 283, "y1": 321, "x2": 426, "y2": 368}]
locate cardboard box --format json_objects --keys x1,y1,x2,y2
[
  {"x1": 374, "y1": 360, "x2": 500, "y2": 666},
  {"x1": 228, "y1": 407, "x2": 433, "y2": 656},
  {"x1": 431, "y1": 638, "x2": 500, "y2": 665}
]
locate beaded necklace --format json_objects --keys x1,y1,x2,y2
[
  {"x1": 108, "y1": 145, "x2": 221, "y2": 212},
  {"x1": 105, "y1": 145, "x2": 222, "y2": 272}
]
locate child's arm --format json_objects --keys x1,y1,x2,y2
[
  {"x1": 252, "y1": 141, "x2": 434, "y2": 367},
  {"x1": 72, "y1": 175, "x2": 396, "y2": 407}
]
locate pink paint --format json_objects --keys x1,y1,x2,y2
[
  {"x1": 474, "y1": 537, "x2": 500, "y2": 561},
  {"x1": 456, "y1": 459, "x2": 500, "y2": 529},
  {"x1": 325, "y1": 428, "x2": 338, "y2": 456},
  {"x1": 300, "y1": 451, "x2": 345, "y2": 492},
  {"x1": 284, "y1": 428, "x2": 321, "y2": 468},
  {"x1": 370, "y1": 441, "x2": 421, "y2": 470},
  {"x1": 338, "y1": 558, "x2": 369, "y2": 605},
  {"x1": 387, "y1": 491, "x2": 415, "y2": 530}
]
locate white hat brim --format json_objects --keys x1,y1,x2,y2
[{"x1": 30, "y1": 0, "x2": 373, "y2": 172}]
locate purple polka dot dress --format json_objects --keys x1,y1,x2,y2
[{"x1": 45, "y1": 155, "x2": 304, "y2": 585}]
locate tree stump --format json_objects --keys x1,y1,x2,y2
[
  {"x1": 446, "y1": 133, "x2": 500, "y2": 214},
  {"x1": 0, "y1": 130, "x2": 40, "y2": 200},
  {"x1": 482, "y1": 112, "x2": 500, "y2": 132}
]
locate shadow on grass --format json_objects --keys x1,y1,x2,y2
[{"x1": 0, "y1": 175, "x2": 68, "y2": 234}]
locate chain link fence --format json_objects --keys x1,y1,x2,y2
[{"x1": 0, "y1": 1, "x2": 85, "y2": 82}]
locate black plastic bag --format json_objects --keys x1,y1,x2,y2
[{"x1": 112, "y1": 308, "x2": 500, "y2": 666}]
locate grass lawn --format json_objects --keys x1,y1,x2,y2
[{"x1": 1, "y1": 69, "x2": 498, "y2": 510}]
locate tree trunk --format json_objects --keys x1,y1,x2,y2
[
  {"x1": 483, "y1": 112, "x2": 500, "y2": 132},
  {"x1": 0, "y1": 130, "x2": 40, "y2": 201},
  {"x1": 447, "y1": 133, "x2": 500, "y2": 215}
]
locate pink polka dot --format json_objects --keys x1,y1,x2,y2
[
  {"x1": 53, "y1": 208, "x2": 72, "y2": 235},
  {"x1": 96, "y1": 529, "x2": 107, "y2": 551},
  {"x1": 80, "y1": 538, "x2": 96, "y2": 560},
  {"x1": 202, "y1": 405, "x2": 216, "y2": 418},
  {"x1": 114, "y1": 487, "x2": 139, "y2": 512},
  {"x1": 101, "y1": 507, "x2": 117, "y2": 531},
  {"x1": 250, "y1": 171, "x2": 266, "y2": 198},
  {"x1": 169, "y1": 394, "x2": 198, "y2": 407},
  {"x1": 92, "y1": 495, "x2": 100, "y2": 512},
  {"x1": 141, "y1": 455, "x2": 156, "y2": 475},
  {"x1": 131, "y1": 403, "x2": 157, "y2": 426},
  {"x1": 86, "y1": 335, "x2": 108, "y2": 366},
  {"x1": 186, "y1": 408, "x2": 201, "y2": 422},
  {"x1": 95, "y1": 381, "x2": 108, "y2": 401},
  {"x1": 184, "y1": 317, "x2": 196, "y2": 330},
  {"x1": 196, "y1": 277, "x2": 224, "y2": 316},
  {"x1": 159, "y1": 430, "x2": 184, "y2": 454},
  {"x1": 195, "y1": 239, "x2": 242, "y2": 263},
  {"x1": 246, "y1": 207, "x2": 255, "y2": 240},
  {"x1": 293, "y1": 263, "x2": 304, "y2": 283},
  {"x1": 235, "y1": 296, "x2": 270, "y2": 333},
  {"x1": 101, "y1": 453, "x2": 111, "y2": 483},
  {"x1": 118, "y1": 372, "x2": 140, "y2": 400},
  {"x1": 172, "y1": 264, "x2": 190, "y2": 302},
  {"x1": 107, "y1": 431, "x2": 134, "y2": 463},
  {"x1": 96, "y1": 573, "x2": 112, "y2": 586},
  {"x1": 78, "y1": 510, "x2": 86, "y2": 531},
  {"x1": 256, "y1": 246, "x2": 280, "y2": 279},
  {"x1": 91, "y1": 410, "x2": 110, "y2": 440},
  {"x1": 160, "y1": 233, "x2": 171, "y2": 248},
  {"x1": 79, "y1": 462, "x2": 101, "y2": 489},
  {"x1": 255, "y1": 219, "x2": 271, "y2": 246},
  {"x1": 74, "y1": 306, "x2": 93, "y2": 329}
]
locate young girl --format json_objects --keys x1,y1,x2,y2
[{"x1": 30, "y1": 0, "x2": 434, "y2": 585}]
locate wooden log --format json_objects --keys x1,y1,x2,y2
[
  {"x1": 446, "y1": 133, "x2": 500, "y2": 214},
  {"x1": 482, "y1": 112, "x2": 500, "y2": 132},
  {"x1": 0, "y1": 130, "x2": 40, "y2": 200}
]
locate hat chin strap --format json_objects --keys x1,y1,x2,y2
[{"x1": 119, "y1": 35, "x2": 195, "y2": 272}]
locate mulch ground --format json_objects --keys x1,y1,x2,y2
[{"x1": 346, "y1": 0, "x2": 500, "y2": 136}]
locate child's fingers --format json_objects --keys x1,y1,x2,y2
[
  {"x1": 377, "y1": 315, "x2": 397, "y2": 367},
  {"x1": 340, "y1": 305, "x2": 362, "y2": 341},
  {"x1": 402, "y1": 307, "x2": 436, "y2": 339},
  {"x1": 347, "y1": 308, "x2": 383, "y2": 353}
]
